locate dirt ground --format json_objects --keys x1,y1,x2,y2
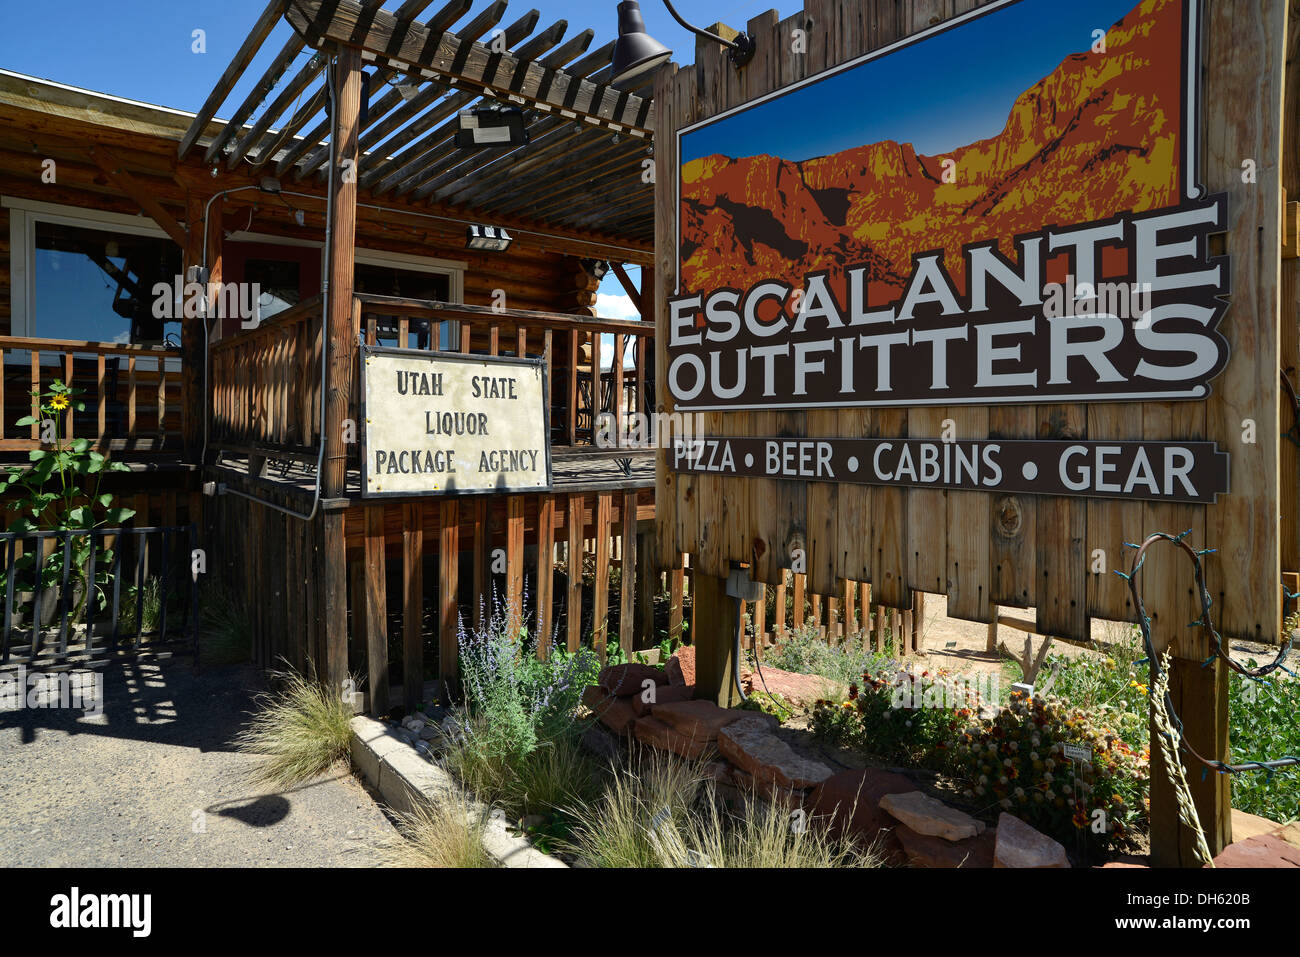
[
  {"x1": 0, "y1": 657, "x2": 395, "y2": 867},
  {"x1": 913, "y1": 594, "x2": 1285, "y2": 681}
]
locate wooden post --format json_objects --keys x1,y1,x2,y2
[
  {"x1": 566, "y1": 493, "x2": 584, "y2": 652},
  {"x1": 321, "y1": 511, "x2": 348, "y2": 691},
  {"x1": 1149, "y1": 578, "x2": 1233, "y2": 867},
  {"x1": 792, "y1": 573, "x2": 805, "y2": 630},
  {"x1": 693, "y1": 572, "x2": 739, "y2": 706},
  {"x1": 592, "y1": 492, "x2": 612, "y2": 660},
  {"x1": 774, "y1": 574, "x2": 787, "y2": 638},
  {"x1": 843, "y1": 580, "x2": 856, "y2": 638},
  {"x1": 181, "y1": 193, "x2": 202, "y2": 461},
  {"x1": 402, "y1": 502, "x2": 424, "y2": 713},
  {"x1": 323, "y1": 47, "x2": 362, "y2": 498},
  {"x1": 913, "y1": 591, "x2": 926, "y2": 653},
  {"x1": 987, "y1": 603, "x2": 1000, "y2": 653},
  {"x1": 668, "y1": 558, "x2": 685, "y2": 645},
  {"x1": 472, "y1": 497, "x2": 489, "y2": 629},
  {"x1": 537, "y1": 494, "x2": 555, "y2": 658},
  {"x1": 364, "y1": 504, "x2": 388, "y2": 716},
  {"x1": 438, "y1": 499, "x2": 459, "y2": 685},
  {"x1": 636, "y1": 528, "x2": 655, "y2": 647},
  {"x1": 620, "y1": 491, "x2": 637, "y2": 658},
  {"x1": 506, "y1": 495, "x2": 524, "y2": 633}
]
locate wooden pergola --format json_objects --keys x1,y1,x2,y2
[{"x1": 178, "y1": 0, "x2": 656, "y2": 241}]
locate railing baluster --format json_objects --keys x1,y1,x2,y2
[
  {"x1": 128, "y1": 353, "x2": 137, "y2": 437},
  {"x1": 29, "y1": 350, "x2": 39, "y2": 442},
  {"x1": 158, "y1": 528, "x2": 170, "y2": 640},
  {"x1": 568, "y1": 330, "x2": 579, "y2": 445},
  {"x1": 134, "y1": 528, "x2": 146, "y2": 639},
  {"x1": 63, "y1": 353, "x2": 73, "y2": 441},
  {"x1": 56, "y1": 531, "x2": 73, "y2": 654},
  {"x1": 109, "y1": 532, "x2": 123, "y2": 651},
  {"x1": 97, "y1": 353, "x2": 106, "y2": 443},
  {"x1": 30, "y1": 533, "x2": 46, "y2": 660},
  {"x1": 85, "y1": 530, "x2": 98, "y2": 653},
  {"x1": 2, "y1": 537, "x2": 14, "y2": 663}
]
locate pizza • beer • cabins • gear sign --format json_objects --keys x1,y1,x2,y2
[{"x1": 668, "y1": 0, "x2": 1230, "y2": 504}]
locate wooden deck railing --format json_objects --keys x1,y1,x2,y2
[
  {"x1": 208, "y1": 293, "x2": 656, "y2": 462},
  {"x1": 210, "y1": 295, "x2": 324, "y2": 458},
  {"x1": 0, "y1": 336, "x2": 183, "y2": 453}
]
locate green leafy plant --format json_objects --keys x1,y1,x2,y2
[
  {"x1": 810, "y1": 665, "x2": 976, "y2": 768},
  {"x1": 0, "y1": 381, "x2": 134, "y2": 624},
  {"x1": 1229, "y1": 665, "x2": 1300, "y2": 824},
  {"x1": 765, "y1": 622, "x2": 893, "y2": 686}
]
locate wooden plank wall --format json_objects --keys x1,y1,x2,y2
[
  {"x1": 212, "y1": 486, "x2": 663, "y2": 713},
  {"x1": 653, "y1": 0, "x2": 1284, "y2": 646}
]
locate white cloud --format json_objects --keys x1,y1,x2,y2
[{"x1": 594, "y1": 291, "x2": 643, "y2": 321}]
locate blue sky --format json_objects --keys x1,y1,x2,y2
[
  {"x1": 0, "y1": 0, "x2": 802, "y2": 116},
  {"x1": 681, "y1": 0, "x2": 1148, "y2": 164}
]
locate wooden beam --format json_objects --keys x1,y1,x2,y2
[
  {"x1": 364, "y1": 504, "x2": 389, "y2": 715},
  {"x1": 439, "y1": 498, "x2": 460, "y2": 684},
  {"x1": 179, "y1": 0, "x2": 288, "y2": 158},
  {"x1": 610, "y1": 262, "x2": 644, "y2": 318},
  {"x1": 403, "y1": 501, "x2": 425, "y2": 713},
  {"x1": 284, "y1": 0, "x2": 655, "y2": 137},
  {"x1": 322, "y1": 48, "x2": 362, "y2": 497},
  {"x1": 87, "y1": 146, "x2": 189, "y2": 248}
]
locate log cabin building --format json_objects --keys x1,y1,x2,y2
[{"x1": 0, "y1": 0, "x2": 664, "y2": 713}]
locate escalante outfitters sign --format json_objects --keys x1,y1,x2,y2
[
  {"x1": 667, "y1": 0, "x2": 1230, "y2": 499},
  {"x1": 360, "y1": 347, "x2": 552, "y2": 497}
]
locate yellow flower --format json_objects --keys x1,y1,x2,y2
[{"x1": 49, "y1": 394, "x2": 69, "y2": 411}]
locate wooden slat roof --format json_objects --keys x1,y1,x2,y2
[{"x1": 179, "y1": 0, "x2": 656, "y2": 243}]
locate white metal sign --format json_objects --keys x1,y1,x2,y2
[{"x1": 360, "y1": 346, "x2": 552, "y2": 497}]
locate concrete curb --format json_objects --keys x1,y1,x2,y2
[{"x1": 349, "y1": 716, "x2": 567, "y2": 869}]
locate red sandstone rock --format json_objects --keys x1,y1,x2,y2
[
  {"x1": 666, "y1": 646, "x2": 696, "y2": 687},
  {"x1": 581, "y1": 684, "x2": 612, "y2": 713},
  {"x1": 1213, "y1": 834, "x2": 1300, "y2": 868},
  {"x1": 897, "y1": 824, "x2": 997, "y2": 868},
  {"x1": 631, "y1": 716, "x2": 709, "y2": 760},
  {"x1": 717, "y1": 715, "x2": 832, "y2": 790},
  {"x1": 739, "y1": 665, "x2": 836, "y2": 708},
  {"x1": 599, "y1": 663, "x2": 667, "y2": 696},
  {"x1": 583, "y1": 685, "x2": 637, "y2": 734},
  {"x1": 629, "y1": 682, "x2": 694, "y2": 717},
  {"x1": 651, "y1": 699, "x2": 746, "y2": 743},
  {"x1": 879, "y1": 791, "x2": 985, "y2": 841},
  {"x1": 808, "y1": 768, "x2": 916, "y2": 845}
]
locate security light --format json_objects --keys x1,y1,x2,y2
[
  {"x1": 610, "y1": 2, "x2": 673, "y2": 86},
  {"x1": 455, "y1": 106, "x2": 529, "y2": 148},
  {"x1": 467, "y1": 225, "x2": 513, "y2": 252},
  {"x1": 611, "y1": 0, "x2": 756, "y2": 87}
]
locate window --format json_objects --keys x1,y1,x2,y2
[
  {"x1": 6, "y1": 199, "x2": 183, "y2": 346},
  {"x1": 353, "y1": 248, "x2": 465, "y2": 348}
]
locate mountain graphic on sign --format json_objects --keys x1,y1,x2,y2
[{"x1": 679, "y1": 0, "x2": 1184, "y2": 301}]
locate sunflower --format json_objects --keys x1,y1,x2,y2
[{"x1": 49, "y1": 394, "x2": 69, "y2": 411}]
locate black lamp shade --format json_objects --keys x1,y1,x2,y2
[{"x1": 611, "y1": 1, "x2": 672, "y2": 87}]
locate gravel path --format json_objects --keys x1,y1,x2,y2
[{"x1": 0, "y1": 657, "x2": 395, "y2": 867}]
